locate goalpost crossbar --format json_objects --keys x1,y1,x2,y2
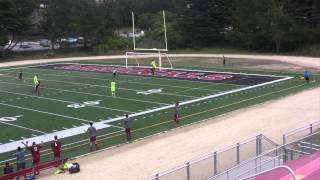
[{"x1": 125, "y1": 51, "x2": 173, "y2": 70}]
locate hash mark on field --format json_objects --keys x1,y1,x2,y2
[
  {"x1": 164, "y1": 111, "x2": 168, "y2": 114},
  {"x1": 9, "y1": 140, "x2": 14, "y2": 142},
  {"x1": 142, "y1": 117, "x2": 146, "y2": 119},
  {"x1": 32, "y1": 134, "x2": 37, "y2": 137},
  {"x1": 21, "y1": 137, "x2": 26, "y2": 139},
  {"x1": 81, "y1": 123, "x2": 86, "y2": 125},
  {"x1": 62, "y1": 127, "x2": 68, "y2": 130},
  {"x1": 52, "y1": 130, "x2": 58, "y2": 132},
  {"x1": 72, "y1": 125, "x2": 77, "y2": 128}
]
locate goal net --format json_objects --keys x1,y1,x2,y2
[{"x1": 125, "y1": 51, "x2": 173, "y2": 70}]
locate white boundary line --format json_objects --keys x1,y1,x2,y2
[
  {"x1": 0, "y1": 80, "x2": 169, "y2": 106},
  {"x1": 19, "y1": 64, "x2": 246, "y2": 86},
  {"x1": 0, "y1": 89, "x2": 134, "y2": 113},
  {"x1": 0, "y1": 63, "x2": 293, "y2": 153},
  {"x1": 99, "y1": 76, "x2": 293, "y2": 124},
  {"x1": 38, "y1": 62, "x2": 288, "y2": 78}
]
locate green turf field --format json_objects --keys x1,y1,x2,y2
[{"x1": 0, "y1": 61, "x2": 319, "y2": 171}]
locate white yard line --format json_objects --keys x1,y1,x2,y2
[
  {"x1": 0, "y1": 102, "x2": 92, "y2": 123},
  {"x1": 0, "y1": 89, "x2": 133, "y2": 113},
  {"x1": 8, "y1": 70, "x2": 222, "y2": 92},
  {"x1": 0, "y1": 121, "x2": 46, "y2": 134},
  {"x1": 0, "y1": 74, "x2": 197, "y2": 98},
  {"x1": 0, "y1": 80, "x2": 169, "y2": 106}
]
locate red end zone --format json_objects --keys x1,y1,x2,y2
[
  {"x1": 34, "y1": 63, "x2": 284, "y2": 85},
  {"x1": 53, "y1": 64, "x2": 233, "y2": 81}
]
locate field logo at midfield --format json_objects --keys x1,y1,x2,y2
[
  {"x1": 137, "y1": 89, "x2": 163, "y2": 95},
  {"x1": 0, "y1": 115, "x2": 24, "y2": 122},
  {"x1": 67, "y1": 100, "x2": 102, "y2": 109}
]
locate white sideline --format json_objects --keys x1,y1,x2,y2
[
  {"x1": 0, "y1": 123, "x2": 110, "y2": 153},
  {"x1": 0, "y1": 63, "x2": 293, "y2": 153}
]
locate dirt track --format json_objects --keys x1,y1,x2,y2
[{"x1": 1, "y1": 54, "x2": 319, "y2": 180}]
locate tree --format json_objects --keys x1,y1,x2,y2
[
  {"x1": 149, "y1": 11, "x2": 182, "y2": 49},
  {"x1": 69, "y1": 0, "x2": 106, "y2": 48},
  {"x1": 178, "y1": 0, "x2": 233, "y2": 47},
  {"x1": 0, "y1": 0, "x2": 37, "y2": 56},
  {"x1": 41, "y1": 0, "x2": 106, "y2": 49}
]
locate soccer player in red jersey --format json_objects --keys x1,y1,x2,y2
[
  {"x1": 22, "y1": 141, "x2": 43, "y2": 175},
  {"x1": 173, "y1": 101, "x2": 181, "y2": 125},
  {"x1": 51, "y1": 135, "x2": 61, "y2": 160}
]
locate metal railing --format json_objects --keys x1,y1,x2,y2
[
  {"x1": 142, "y1": 120, "x2": 320, "y2": 180},
  {"x1": 209, "y1": 130, "x2": 320, "y2": 180},
  {"x1": 142, "y1": 134, "x2": 278, "y2": 180},
  {"x1": 283, "y1": 120, "x2": 320, "y2": 145}
]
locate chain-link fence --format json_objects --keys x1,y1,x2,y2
[{"x1": 142, "y1": 134, "x2": 278, "y2": 180}]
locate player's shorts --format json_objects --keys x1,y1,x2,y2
[
  {"x1": 174, "y1": 113, "x2": 180, "y2": 123},
  {"x1": 113, "y1": 73, "x2": 116, "y2": 76},
  {"x1": 305, "y1": 77, "x2": 310, "y2": 81},
  {"x1": 125, "y1": 128, "x2": 131, "y2": 134},
  {"x1": 32, "y1": 155, "x2": 40, "y2": 164},
  {"x1": 90, "y1": 136, "x2": 96, "y2": 143},
  {"x1": 53, "y1": 151, "x2": 61, "y2": 159},
  {"x1": 111, "y1": 88, "x2": 116, "y2": 92},
  {"x1": 17, "y1": 162, "x2": 26, "y2": 170}
]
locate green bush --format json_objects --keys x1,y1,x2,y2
[{"x1": 94, "y1": 36, "x2": 131, "y2": 54}]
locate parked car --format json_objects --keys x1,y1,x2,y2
[
  {"x1": 20, "y1": 42, "x2": 30, "y2": 48},
  {"x1": 40, "y1": 39, "x2": 50, "y2": 47},
  {"x1": 61, "y1": 37, "x2": 77, "y2": 44}
]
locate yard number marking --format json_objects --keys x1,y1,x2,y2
[
  {"x1": 137, "y1": 89, "x2": 163, "y2": 95},
  {"x1": 67, "y1": 100, "x2": 102, "y2": 109},
  {"x1": 0, "y1": 115, "x2": 24, "y2": 122}
]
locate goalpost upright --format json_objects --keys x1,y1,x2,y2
[{"x1": 126, "y1": 10, "x2": 171, "y2": 71}]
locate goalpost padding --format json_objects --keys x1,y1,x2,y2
[{"x1": 125, "y1": 51, "x2": 173, "y2": 70}]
